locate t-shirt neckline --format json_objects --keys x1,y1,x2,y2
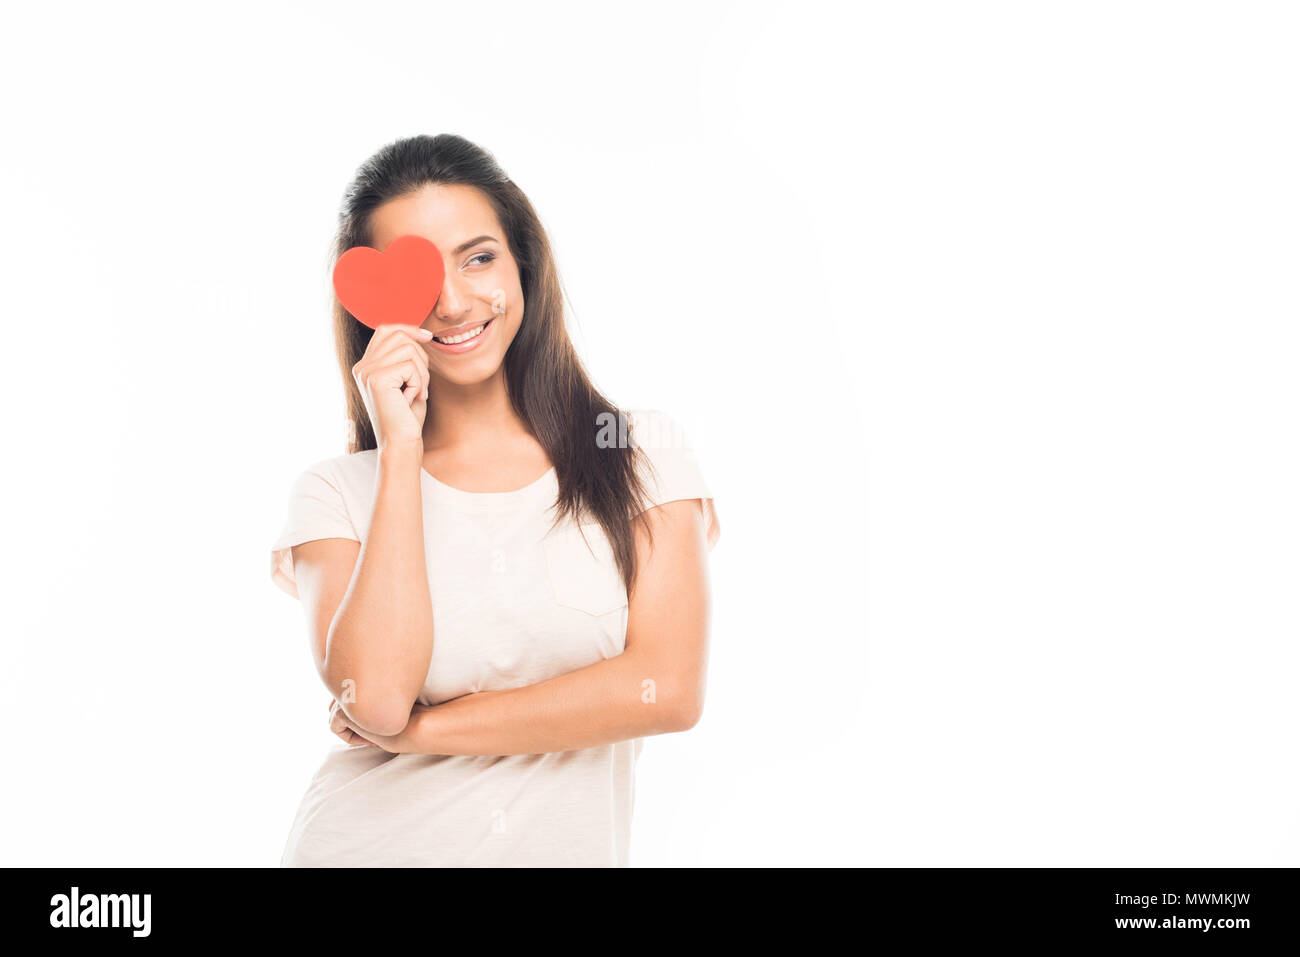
[{"x1": 418, "y1": 463, "x2": 558, "y2": 509}]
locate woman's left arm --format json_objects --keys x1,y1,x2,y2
[{"x1": 334, "y1": 499, "x2": 713, "y2": 755}]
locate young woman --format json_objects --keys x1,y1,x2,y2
[{"x1": 268, "y1": 134, "x2": 720, "y2": 867}]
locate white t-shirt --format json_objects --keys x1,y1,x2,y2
[{"x1": 269, "y1": 408, "x2": 720, "y2": 867}]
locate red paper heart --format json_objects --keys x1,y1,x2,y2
[{"x1": 332, "y1": 234, "x2": 445, "y2": 329}]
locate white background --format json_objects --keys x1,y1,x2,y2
[{"x1": 2, "y1": 1, "x2": 1296, "y2": 866}]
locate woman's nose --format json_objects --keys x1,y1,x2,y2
[{"x1": 434, "y1": 273, "x2": 471, "y2": 320}]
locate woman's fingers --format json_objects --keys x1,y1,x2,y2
[
  {"x1": 401, "y1": 357, "x2": 428, "y2": 405},
  {"x1": 350, "y1": 323, "x2": 433, "y2": 449},
  {"x1": 362, "y1": 336, "x2": 430, "y2": 402},
  {"x1": 353, "y1": 327, "x2": 429, "y2": 381},
  {"x1": 366, "y1": 324, "x2": 434, "y2": 366},
  {"x1": 365, "y1": 324, "x2": 431, "y2": 364},
  {"x1": 371, "y1": 322, "x2": 433, "y2": 347},
  {"x1": 328, "y1": 698, "x2": 377, "y2": 747}
]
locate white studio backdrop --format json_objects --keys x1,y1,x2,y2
[{"x1": 1, "y1": 1, "x2": 1296, "y2": 867}]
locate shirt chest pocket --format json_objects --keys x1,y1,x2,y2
[{"x1": 542, "y1": 522, "x2": 629, "y2": 616}]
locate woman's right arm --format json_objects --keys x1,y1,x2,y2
[{"x1": 290, "y1": 325, "x2": 436, "y2": 737}]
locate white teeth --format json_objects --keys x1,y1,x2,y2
[{"x1": 433, "y1": 321, "x2": 488, "y2": 345}]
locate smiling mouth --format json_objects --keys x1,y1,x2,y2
[{"x1": 431, "y1": 319, "x2": 492, "y2": 344}]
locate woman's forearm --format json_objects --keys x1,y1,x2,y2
[
  {"x1": 386, "y1": 647, "x2": 702, "y2": 755},
  {"x1": 324, "y1": 441, "x2": 434, "y2": 735}
]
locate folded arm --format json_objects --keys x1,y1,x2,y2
[
  {"x1": 338, "y1": 498, "x2": 713, "y2": 755},
  {"x1": 294, "y1": 443, "x2": 434, "y2": 737}
]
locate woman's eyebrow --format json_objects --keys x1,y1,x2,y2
[{"x1": 452, "y1": 234, "x2": 499, "y2": 255}]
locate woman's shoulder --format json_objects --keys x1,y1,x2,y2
[
  {"x1": 622, "y1": 407, "x2": 711, "y2": 489},
  {"x1": 624, "y1": 408, "x2": 698, "y2": 454},
  {"x1": 288, "y1": 447, "x2": 383, "y2": 499},
  {"x1": 621, "y1": 407, "x2": 719, "y2": 542}
]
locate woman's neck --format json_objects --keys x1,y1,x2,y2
[{"x1": 420, "y1": 369, "x2": 528, "y2": 452}]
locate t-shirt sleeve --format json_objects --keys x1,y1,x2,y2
[
  {"x1": 269, "y1": 460, "x2": 361, "y2": 600},
  {"x1": 630, "y1": 409, "x2": 721, "y2": 550}
]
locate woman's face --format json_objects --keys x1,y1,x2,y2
[{"x1": 368, "y1": 183, "x2": 525, "y2": 388}]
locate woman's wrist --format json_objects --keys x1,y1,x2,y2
[
  {"x1": 377, "y1": 440, "x2": 424, "y2": 474},
  {"x1": 392, "y1": 705, "x2": 438, "y2": 753}
]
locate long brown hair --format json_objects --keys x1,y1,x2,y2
[{"x1": 329, "y1": 133, "x2": 656, "y2": 595}]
